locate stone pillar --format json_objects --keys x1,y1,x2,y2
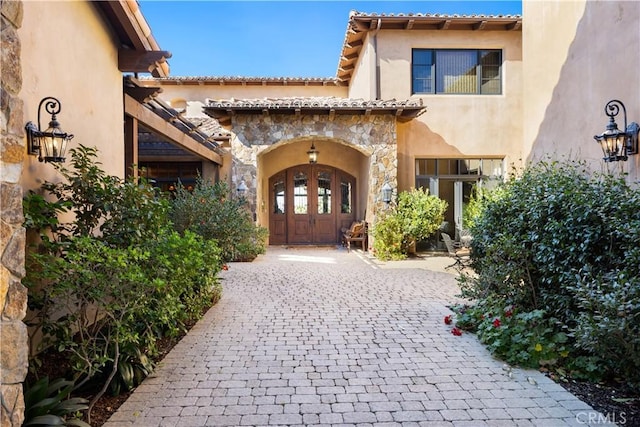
[{"x1": 1, "y1": 1, "x2": 29, "y2": 426}]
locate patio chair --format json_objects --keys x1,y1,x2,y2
[{"x1": 441, "y1": 232, "x2": 471, "y2": 270}]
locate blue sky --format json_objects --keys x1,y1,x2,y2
[{"x1": 139, "y1": 1, "x2": 522, "y2": 78}]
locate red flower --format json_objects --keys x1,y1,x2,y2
[
  {"x1": 451, "y1": 327, "x2": 462, "y2": 336},
  {"x1": 493, "y1": 318, "x2": 501, "y2": 328},
  {"x1": 505, "y1": 309, "x2": 513, "y2": 318},
  {"x1": 444, "y1": 315, "x2": 453, "y2": 325},
  {"x1": 222, "y1": 264, "x2": 229, "y2": 271}
]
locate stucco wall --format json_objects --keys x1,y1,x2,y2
[
  {"x1": 523, "y1": 0, "x2": 640, "y2": 180},
  {"x1": 19, "y1": 0, "x2": 125, "y2": 190},
  {"x1": 362, "y1": 29, "x2": 523, "y2": 191},
  {"x1": 347, "y1": 32, "x2": 376, "y2": 100}
]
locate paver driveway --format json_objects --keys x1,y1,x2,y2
[{"x1": 105, "y1": 247, "x2": 605, "y2": 427}]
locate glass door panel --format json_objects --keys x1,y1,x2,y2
[
  {"x1": 273, "y1": 178, "x2": 285, "y2": 214},
  {"x1": 293, "y1": 171, "x2": 308, "y2": 214},
  {"x1": 317, "y1": 171, "x2": 331, "y2": 214}
]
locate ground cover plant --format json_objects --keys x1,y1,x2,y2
[
  {"x1": 23, "y1": 146, "x2": 224, "y2": 424},
  {"x1": 453, "y1": 159, "x2": 640, "y2": 397},
  {"x1": 372, "y1": 187, "x2": 447, "y2": 260}
]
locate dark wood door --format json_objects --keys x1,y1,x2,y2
[{"x1": 269, "y1": 165, "x2": 356, "y2": 245}]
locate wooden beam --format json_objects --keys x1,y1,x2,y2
[
  {"x1": 124, "y1": 94, "x2": 222, "y2": 164},
  {"x1": 119, "y1": 49, "x2": 172, "y2": 73},
  {"x1": 473, "y1": 20, "x2": 488, "y2": 30},
  {"x1": 439, "y1": 19, "x2": 451, "y2": 30},
  {"x1": 124, "y1": 114, "x2": 139, "y2": 179},
  {"x1": 125, "y1": 86, "x2": 162, "y2": 104},
  {"x1": 507, "y1": 21, "x2": 522, "y2": 30},
  {"x1": 405, "y1": 19, "x2": 415, "y2": 30}
]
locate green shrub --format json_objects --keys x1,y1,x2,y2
[
  {"x1": 372, "y1": 210, "x2": 406, "y2": 260},
  {"x1": 170, "y1": 177, "x2": 268, "y2": 262},
  {"x1": 36, "y1": 145, "x2": 169, "y2": 247},
  {"x1": 373, "y1": 188, "x2": 447, "y2": 260},
  {"x1": 460, "y1": 159, "x2": 640, "y2": 388},
  {"x1": 23, "y1": 146, "x2": 224, "y2": 422}
]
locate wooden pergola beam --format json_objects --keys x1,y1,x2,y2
[
  {"x1": 124, "y1": 94, "x2": 222, "y2": 164},
  {"x1": 119, "y1": 49, "x2": 172, "y2": 73}
]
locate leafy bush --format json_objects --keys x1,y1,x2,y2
[
  {"x1": 170, "y1": 177, "x2": 268, "y2": 262},
  {"x1": 453, "y1": 299, "x2": 568, "y2": 368},
  {"x1": 371, "y1": 210, "x2": 405, "y2": 260},
  {"x1": 23, "y1": 146, "x2": 224, "y2": 422},
  {"x1": 372, "y1": 188, "x2": 447, "y2": 260},
  {"x1": 459, "y1": 159, "x2": 640, "y2": 388}
]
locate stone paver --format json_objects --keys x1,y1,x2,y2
[{"x1": 105, "y1": 247, "x2": 612, "y2": 426}]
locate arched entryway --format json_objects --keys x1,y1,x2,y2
[{"x1": 269, "y1": 164, "x2": 356, "y2": 245}]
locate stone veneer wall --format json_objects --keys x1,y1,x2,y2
[
  {"x1": 1, "y1": 0, "x2": 28, "y2": 425},
  {"x1": 230, "y1": 113, "x2": 397, "y2": 225}
]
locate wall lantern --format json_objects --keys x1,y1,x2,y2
[
  {"x1": 307, "y1": 142, "x2": 319, "y2": 164},
  {"x1": 593, "y1": 99, "x2": 639, "y2": 162},
  {"x1": 25, "y1": 97, "x2": 74, "y2": 163},
  {"x1": 237, "y1": 179, "x2": 248, "y2": 196},
  {"x1": 381, "y1": 182, "x2": 393, "y2": 205}
]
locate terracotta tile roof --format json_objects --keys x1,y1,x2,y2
[
  {"x1": 204, "y1": 96, "x2": 425, "y2": 125},
  {"x1": 186, "y1": 116, "x2": 230, "y2": 139},
  {"x1": 337, "y1": 10, "x2": 523, "y2": 82},
  {"x1": 141, "y1": 76, "x2": 344, "y2": 86}
]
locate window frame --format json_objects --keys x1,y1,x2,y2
[{"x1": 411, "y1": 48, "x2": 503, "y2": 95}]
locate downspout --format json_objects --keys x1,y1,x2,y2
[{"x1": 372, "y1": 18, "x2": 382, "y2": 100}]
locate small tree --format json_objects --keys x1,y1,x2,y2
[{"x1": 373, "y1": 188, "x2": 447, "y2": 260}]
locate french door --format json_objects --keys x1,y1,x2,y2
[{"x1": 269, "y1": 165, "x2": 356, "y2": 245}]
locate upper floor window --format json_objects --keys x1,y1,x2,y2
[{"x1": 412, "y1": 49, "x2": 502, "y2": 95}]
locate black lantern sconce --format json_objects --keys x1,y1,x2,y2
[
  {"x1": 307, "y1": 142, "x2": 319, "y2": 164},
  {"x1": 593, "y1": 100, "x2": 639, "y2": 162},
  {"x1": 381, "y1": 182, "x2": 393, "y2": 206},
  {"x1": 25, "y1": 97, "x2": 73, "y2": 163},
  {"x1": 237, "y1": 179, "x2": 248, "y2": 197}
]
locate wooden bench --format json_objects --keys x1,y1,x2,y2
[{"x1": 342, "y1": 221, "x2": 368, "y2": 252}]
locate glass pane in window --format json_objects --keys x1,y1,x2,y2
[
  {"x1": 273, "y1": 179, "x2": 285, "y2": 214},
  {"x1": 436, "y1": 50, "x2": 477, "y2": 94},
  {"x1": 460, "y1": 159, "x2": 481, "y2": 175},
  {"x1": 416, "y1": 159, "x2": 437, "y2": 175},
  {"x1": 340, "y1": 180, "x2": 352, "y2": 214},
  {"x1": 317, "y1": 171, "x2": 331, "y2": 214},
  {"x1": 437, "y1": 159, "x2": 458, "y2": 175},
  {"x1": 483, "y1": 159, "x2": 504, "y2": 178},
  {"x1": 413, "y1": 49, "x2": 433, "y2": 65},
  {"x1": 481, "y1": 50, "x2": 501, "y2": 94},
  {"x1": 412, "y1": 50, "x2": 434, "y2": 94},
  {"x1": 293, "y1": 171, "x2": 308, "y2": 214}
]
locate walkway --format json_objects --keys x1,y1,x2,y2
[{"x1": 105, "y1": 247, "x2": 606, "y2": 426}]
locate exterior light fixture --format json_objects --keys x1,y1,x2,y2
[
  {"x1": 381, "y1": 182, "x2": 393, "y2": 205},
  {"x1": 237, "y1": 179, "x2": 248, "y2": 196},
  {"x1": 25, "y1": 97, "x2": 74, "y2": 163},
  {"x1": 307, "y1": 142, "x2": 318, "y2": 164},
  {"x1": 593, "y1": 99, "x2": 639, "y2": 162}
]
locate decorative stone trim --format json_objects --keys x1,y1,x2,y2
[
  {"x1": 229, "y1": 113, "x2": 397, "y2": 231},
  {"x1": 1, "y1": 0, "x2": 28, "y2": 425}
]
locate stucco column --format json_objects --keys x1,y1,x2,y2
[{"x1": 1, "y1": 1, "x2": 29, "y2": 425}]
